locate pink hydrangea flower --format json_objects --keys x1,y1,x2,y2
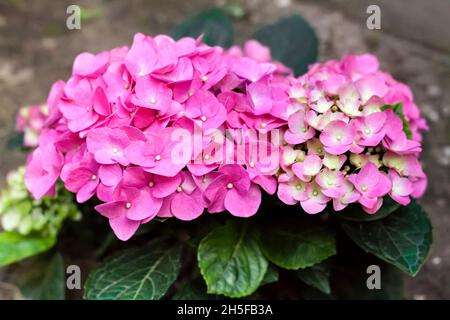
[
  {"x1": 348, "y1": 162, "x2": 392, "y2": 213},
  {"x1": 25, "y1": 143, "x2": 64, "y2": 199},
  {"x1": 319, "y1": 120, "x2": 355, "y2": 155},
  {"x1": 22, "y1": 30, "x2": 428, "y2": 240},
  {"x1": 204, "y1": 165, "x2": 262, "y2": 217}
]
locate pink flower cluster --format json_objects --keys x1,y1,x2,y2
[
  {"x1": 16, "y1": 104, "x2": 48, "y2": 148},
  {"x1": 24, "y1": 35, "x2": 291, "y2": 240},
  {"x1": 277, "y1": 54, "x2": 427, "y2": 214},
  {"x1": 23, "y1": 33, "x2": 427, "y2": 240}
]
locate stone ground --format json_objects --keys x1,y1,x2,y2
[{"x1": 0, "y1": 0, "x2": 449, "y2": 299}]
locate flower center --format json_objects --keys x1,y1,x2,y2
[
  {"x1": 112, "y1": 147, "x2": 119, "y2": 154},
  {"x1": 296, "y1": 184, "x2": 302, "y2": 190},
  {"x1": 227, "y1": 183, "x2": 234, "y2": 189},
  {"x1": 201, "y1": 75, "x2": 208, "y2": 82},
  {"x1": 361, "y1": 185, "x2": 367, "y2": 192},
  {"x1": 125, "y1": 202, "x2": 132, "y2": 209},
  {"x1": 150, "y1": 96, "x2": 157, "y2": 104},
  {"x1": 204, "y1": 154, "x2": 210, "y2": 160},
  {"x1": 155, "y1": 155, "x2": 161, "y2": 161},
  {"x1": 336, "y1": 134, "x2": 342, "y2": 141},
  {"x1": 148, "y1": 181, "x2": 154, "y2": 187},
  {"x1": 138, "y1": 71, "x2": 145, "y2": 77},
  {"x1": 327, "y1": 180, "x2": 334, "y2": 186},
  {"x1": 91, "y1": 175, "x2": 97, "y2": 181},
  {"x1": 364, "y1": 128, "x2": 371, "y2": 134},
  {"x1": 260, "y1": 122, "x2": 267, "y2": 128},
  {"x1": 176, "y1": 186, "x2": 182, "y2": 193},
  {"x1": 312, "y1": 190, "x2": 319, "y2": 196},
  {"x1": 249, "y1": 161, "x2": 255, "y2": 168},
  {"x1": 200, "y1": 115, "x2": 207, "y2": 122}
]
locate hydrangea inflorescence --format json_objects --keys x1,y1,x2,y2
[{"x1": 23, "y1": 33, "x2": 427, "y2": 240}]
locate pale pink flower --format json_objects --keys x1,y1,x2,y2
[
  {"x1": 388, "y1": 170, "x2": 413, "y2": 205},
  {"x1": 292, "y1": 154, "x2": 322, "y2": 182},
  {"x1": 300, "y1": 183, "x2": 330, "y2": 214},
  {"x1": 319, "y1": 120, "x2": 355, "y2": 155}
]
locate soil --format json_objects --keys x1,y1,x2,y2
[{"x1": 0, "y1": 0, "x2": 449, "y2": 299}]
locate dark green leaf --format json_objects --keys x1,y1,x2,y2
[
  {"x1": 340, "y1": 201, "x2": 432, "y2": 276},
  {"x1": 172, "y1": 279, "x2": 212, "y2": 300},
  {"x1": 251, "y1": 15, "x2": 318, "y2": 75},
  {"x1": 259, "y1": 218, "x2": 336, "y2": 270},
  {"x1": 296, "y1": 260, "x2": 331, "y2": 294},
  {"x1": 172, "y1": 8, "x2": 234, "y2": 47},
  {"x1": 197, "y1": 220, "x2": 268, "y2": 298},
  {"x1": 7, "y1": 132, "x2": 24, "y2": 150},
  {"x1": 0, "y1": 232, "x2": 56, "y2": 267},
  {"x1": 84, "y1": 242, "x2": 182, "y2": 300},
  {"x1": 19, "y1": 252, "x2": 65, "y2": 300},
  {"x1": 332, "y1": 235, "x2": 404, "y2": 299},
  {"x1": 260, "y1": 265, "x2": 279, "y2": 286},
  {"x1": 337, "y1": 196, "x2": 400, "y2": 222}
]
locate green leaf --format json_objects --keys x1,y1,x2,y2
[
  {"x1": 259, "y1": 218, "x2": 336, "y2": 270},
  {"x1": 296, "y1": 260, "x2": 331, "y2": 294},
  {"x1": 337, "y1": 196, "x2": 400, "y2": 222},
  {"x1": 84, "y1": 242, "x2": 182, "y2": 300},
  {"x1": 172, "y1": 8, "x2": 234, "y2": 48},
  {"x1": 0, "y1": 232, "x2": 56, "y2": 267},
  {"x1": 260, "y1": 265, "x2": 279, "y2": 286},
  {"x1": 381, "y1": 103, "x2": 412, "y2": 139},
  {"x1": 251, "y1": 15, "x2": 318, "y2": 75},
  {"x1": 7, "y1": 132, "x2": 24, "y2": 150},
  {"x1": 172, "y1": 278, "x2": 213, "y2": 300},
  {"x1": 331, "y1": 236, "x2": 404, "y2": 299},
  {"x1": 18, "y1": 252, "x2": 65, "y2": 300},
  {"x1": 340, "y1": 201, "x2": 432, "y2": 276},
  {"x1": 197, "y1": 220, "x2": 268, "y2": 298}
]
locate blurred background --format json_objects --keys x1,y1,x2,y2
[{"x1": 0, "y1": 0, "x2": 449, "y2": 299}]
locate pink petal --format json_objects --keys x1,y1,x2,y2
[{"x1": 224, "y1": 184, "x2": 261, "y2": 217}]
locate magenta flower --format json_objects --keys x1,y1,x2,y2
[
  {"x1": 25, "y1": 143, "x2": 63, "y2": 199},
  {"x1": 319, "y1": 120, "x2": 355, "y2": 155},
  {"x1": 231, "y1": 57, "x2": 275, "y2": 82},
  {"x1": 388, "y1": 170, "x2": 413, "y2": 205},
  {"x1": 72, "y1": 51, "x2": 109, "y2": 77},
  {"x1": 124, "y1": 33, "x2": 158, "y2": 78},
  {"x1": 185, "y1": 90, "x2": 227, "y2": 132},
  {"x1": 124, "y1": 127, "x2": 190, "y2": 177},
  {"x1": 157, "y1": 172, "x2": 205, "y2": 221},
  {"x1": 348, "y1": 162, "x2": 392, "y2": 213},
  {"x1": 86, "y1": 126, "x2": 145, "y2": 166},
  {"x1": 58, "y1": 78, "x2": 99, "y2": 132},
  {"x1": 95, "y1": 186, "x2": 161, "y2": 241},
  {"x1": 204, "y1": 165, "x2": 261, "y2": 217},
  {"x1": 131, "y1": 76, "x2": 172, "y2": 113}
]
